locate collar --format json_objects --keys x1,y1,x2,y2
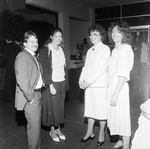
[
  {"x1": 92, "y1": 42, "x2": 103, "y2": 51},
  {"x1": 24, "y1": 48, "x2": 35, "y2": 56}
]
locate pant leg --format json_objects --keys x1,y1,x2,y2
[
  {"x1": 5, "y1": 71, "x2": 16, "y2": 101},
  {"x1": 24, "y1": 92, "x2": 42, "y2": 149}
]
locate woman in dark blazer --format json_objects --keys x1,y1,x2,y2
[{"x1": 39, "y1": 27, "x2": 66, "y2": 142}]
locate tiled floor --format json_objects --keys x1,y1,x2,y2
[{"x1": 0, "y1": 63, "x2": 149, "y2": 149}]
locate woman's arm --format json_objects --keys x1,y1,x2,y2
[
  {"x1": 110, "y1": 76, "x2": 126, "y2": 106},
  {"x1": 39, "y1": 46, "x2": 53, "y2": 86}
]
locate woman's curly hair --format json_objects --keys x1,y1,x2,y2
[
  {"x1": 108, "y1": 21, "x2": 133, "y2": 45},
  {"x1": 88, "y1": 24, "x2": 107, "y2": 42}
]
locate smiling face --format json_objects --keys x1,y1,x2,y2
[
  {"x1": 50, "y1": 31, "x2": 62, "y2": 46},
  {"x1": 89, "y1": 31, "x2": 101, "y2": 46},
  {"x1": 112, "y1": 26, "x2": 123, "y2": 44},
  {"x1": 24, "y1": 35, "x2": 38, "y2": 52}
]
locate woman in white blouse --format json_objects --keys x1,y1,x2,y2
[
  {"x1": 39, "y1": 27, "x2": 66, "y2": 142},
  {"x1": 79, "y1": 24, "x2": 110, "y2": 146},
  {"x1": 107, "y1": 21, "x2": 134, "y2": 149}
]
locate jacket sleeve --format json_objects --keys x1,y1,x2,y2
[
  {"x1": 39, "y1": 46, "x2": 53, "y2": 86},
  {"x1": 15, "y1": 54, "x2": 35, "y2": 102},
  {"x1": 87, "y1": 46, "x2": 110, "y2": 85}
]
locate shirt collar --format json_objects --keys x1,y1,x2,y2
[
  {"x1": 25, "y1": 48, "x2": 35, "y2": 56},
  {"x1": 92, "y1": 42, "x2": 103, "y2": 51}
]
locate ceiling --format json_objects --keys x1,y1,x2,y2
[{"x1": 72, "y1": 0, "x2": 148, "y2": 8}]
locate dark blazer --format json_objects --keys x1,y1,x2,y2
[
  {"x1": 39, "y1": 45, "x2": 53, "y2": 126},
  {"x1": 3, "y1": 42, "x2": 22, "y2": 101},
  {"x1": 3, "y1": 42, "x2": 21, "y2": 73},
  {"x1": 15, "y1": 49, "x2": 41, "y2": 110},
  {"x1": 39, "y1": 45, "x2": 53, "y2": 86}
]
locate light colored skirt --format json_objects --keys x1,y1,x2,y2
[{"x1": 84, "y1": 87, "x2": 108, "y2": 120}]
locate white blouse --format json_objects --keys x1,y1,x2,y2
[{"x1": 48, "y1": 44, "x2": 66, "y2": 82}]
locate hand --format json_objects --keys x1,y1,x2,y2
[
  {"x1": 79, "y1": 81, "x2": 84, "y2": 89},
  {"x1": 142, "y1": 111, "x2": 150, "y2": 120},
  {"x1": 82, "y1": 81, "x2": 90, "y2": 89},
  {"x1": 29, "y1": 98, "x2": 34, "y2": 104},
  {"x1": 110, "y1": 93, "x2": 118, "y2": 107},
  {"x1": 50, "y1": 84, "x2": 56, "y2": 95}
]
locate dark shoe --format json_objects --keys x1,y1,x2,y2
[
  {"x1": 110, "y1": 140, "x2": 123, "y2": 149},
  {"x1": 79, "y1": 134, "x2": 95, "y2": 142},
  {"x1": 110, "y1": 146, "x2": 123, "y2": 149},
  {"x1": 97, "y1": 141, "x2": 104, "y2": 146}
]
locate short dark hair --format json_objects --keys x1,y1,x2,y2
[
  {"x1": 88, "y1": 24, "x2": 107, "y2": 42},
  {"x1": 108, "y1": 21, "x2": 132, "y2": 44},
  {"x1": 23, "y1": 31, "x2": 38, "y2": 43}
]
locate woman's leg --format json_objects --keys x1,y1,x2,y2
[
  {"x1": 122, "y1": 136, "x2": 130, "y2": 149},
  {"x1": 98, "y1": 120, "x2": 106, "y2": 142},
  {"x1": 113, "y1": 136, "x2": 123, "y2": 148},
  {"x1": 83, "y1": 118, "x2": 95, "y2": 139}
]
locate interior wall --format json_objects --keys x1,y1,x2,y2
[
  {"x1": 70, "y1": 19, "x2": 91, "y2": 57},
  {"x1": 26, "y1": 0, "x2": 90, "y2": 21},
  {"x1": 15, "y1": 12, "x2": 57, "y2": 26}
]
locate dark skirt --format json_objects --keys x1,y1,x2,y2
[{"x1": 41, "y1": 81, "x2": 66, "y2": 127}]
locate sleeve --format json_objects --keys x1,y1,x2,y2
[
  {"x1": 117, "y1": 46, "x2": 134, "y2": 81},
  {"x1": 87, "y1": 46, "x2": 110, "y2": 85},
  {"x1": 39, "y1": 46, "x2": 53, "y2": 86},
  {"x1": 15, "y1": 54, "x2": 34, "y2": 101},
  {"x1": 79, "y1": 49, "x2": 91, "y2": 82},
  {"x1": 2, "y1": 45, "x2": 8, "y2": 61}
]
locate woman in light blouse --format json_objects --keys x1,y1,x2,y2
[
  {"x1": 79, "y1": 24, "x2": 110, "y2": 146},
  {"x1": 39, "y1": 27, "x2": 66, "y2": 142},
  {"x1": 107, "y1": 21, "x2": 134, "y2": 149}
]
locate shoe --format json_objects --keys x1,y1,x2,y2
[
  {"x1": 97, "y1": 141, "x2": 104, "y2": 146},
  {"x1": 49, "y1": 131, "x2": 60, "y2": 142},
  {"x1": 79, "y1": 133, "x2": 95, "y2": 142},
  {"x1": 55, "y1": 130, "x2": 66, "y2": 140},
  {"x1": 110, "y1": 140, "x2": 123, "y2": 149},
  {"x1": 110, "y1": 146, "x2": 123, "y2": 149}
]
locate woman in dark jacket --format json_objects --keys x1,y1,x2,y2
[{"x1": 39, "y1": 27, "x2": 67, "y2": 142}]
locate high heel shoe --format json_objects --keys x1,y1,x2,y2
[
  {"x1": 110, "y1": 146, "x2": 123, "y2": 149},
  {"x1": 79, "y1": 133, "x2": 95, "y2": 142},
  {"x1": 55, "y1": 130, "x2": 66, "y2": 140},
  {"x1": 49, "y1": 131, "x2": 60, "y2": 142},
  {"x1": 110, "y1": 140, "x2": 123, "y2": 149},
  {"x1": 97, "y1": 141, "x2": 104, "y2": 146}
]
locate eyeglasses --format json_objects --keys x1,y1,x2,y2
[{"x1": 89, "y1": 33, "x2": 100, "y2": 37}]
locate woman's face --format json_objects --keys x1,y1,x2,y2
[
  {"x1": 89, "y1": 31, "x2": 101, "y2": 45},
  {"x1": 24, "y1": 35, "x2": 38, "y2": 52},
  {"x1": 50, "y1": 31, "x2": 62, "y2": 46},
  {"x1": 112, "y1": 27, "x2": 123, "y2": 44}
]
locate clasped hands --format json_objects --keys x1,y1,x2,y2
[{"x1": 79, "y1": 80, "x2": 90, "y2": 90}]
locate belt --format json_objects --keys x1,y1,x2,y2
[{"x1": 34, "y1": 88, "x2": 41, "y2": 92}]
